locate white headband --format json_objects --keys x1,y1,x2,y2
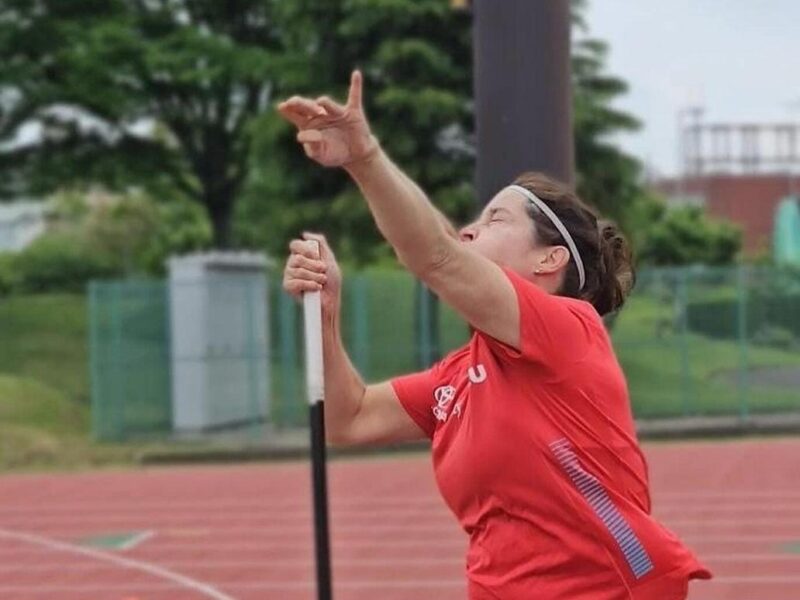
[{"x1": 506, "y1": 184, "x2": 586, "y2": 290}]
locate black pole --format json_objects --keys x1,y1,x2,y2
[
  {"x1": 309, "y1": 401, "x2": 332, "y2": 600},
  {"x1": 473, "y1": 0, "x2": 574, "y2": 205}
]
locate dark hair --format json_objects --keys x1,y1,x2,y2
[{"x1": 513, "y1": 172, "x2": 635, "y2": 316}]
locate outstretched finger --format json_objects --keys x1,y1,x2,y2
[
  {"x1": 282, "y1": 96, "x2": 325, "y2": 117},
  {"x1": 277, "y1": 105, "x2": 315, "y2": 128},
  {"x1": 346, "y1": 70, "x2": 363, "y2": 110},
  {"x1": 277, "y1": 97, "x2": 325, "y2": 126}
]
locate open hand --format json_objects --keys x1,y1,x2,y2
[{"x1": 277, "y1": 70, "x2": 379, "y2": 168}]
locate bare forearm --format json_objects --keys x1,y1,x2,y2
[
  {"x1": 322, "y1": 306, "x2": 366, "y2": 446},
  {"x1": 345, "y1": 148, "x2": 456, "y2": 275}
]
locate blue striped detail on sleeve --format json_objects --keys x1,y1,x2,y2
[{"x1": 549, "y1": 438, "x2": 654, "y2": 579}]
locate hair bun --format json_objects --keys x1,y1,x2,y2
[{"x1": 596, "y1": 220, "x2": 635, "y2": 314}]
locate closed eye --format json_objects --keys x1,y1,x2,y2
[{"x1": 485, "y1": 207, "x2": 511, "y2": 224}]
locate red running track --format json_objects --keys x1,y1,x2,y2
[{"x1": 0, "y1": 438, "x2": 798, "y2": 600}]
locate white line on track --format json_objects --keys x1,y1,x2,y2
[{"x1": 0, "y1": 528, "x2": 235, "y2": 600}]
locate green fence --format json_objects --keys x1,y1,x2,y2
[
  {"x1": 89, "y1": 280, "x2": 172, "y2": 440},
  {"x1": 616, "y1": 266, "x2": 800, "y2": 419},
  {"x1": 89, "y1": 266, "x2": 800, "y2": 440}
]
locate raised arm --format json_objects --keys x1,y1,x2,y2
[{"x1": 278, "y1": 72, "x2": 521, "y2": 350}]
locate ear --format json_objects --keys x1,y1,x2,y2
[{"x1": 540, "y1": 246, "x2": 570, "y2": 274}]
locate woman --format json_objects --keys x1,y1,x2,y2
[{"x1": 278, "y1": 71, "x2": 710, "y2": 600}]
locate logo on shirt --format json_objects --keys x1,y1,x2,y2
[
  {"x1": 433, "y1": 385, "x2": 456, "y2": 422},
  {"x1": 468, "y1": 364, "x2": 487, "y2": 384},
  {"x1": 431, "y1": 364, "x2": 486, "y2": 423}
]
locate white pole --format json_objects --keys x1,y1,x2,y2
[{"x1": 303, "y1": 240, "x2": 325, "y2": 406}]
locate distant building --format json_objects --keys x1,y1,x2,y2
[
  {"x1": 656, "y1": 174, "x2": 795, "y2": 255},
  {"x1": 654, "y1": 118, "x2": 800, "y2": 256},
  {"x1": 0, "y1": 201, "x2": 48, "y2": 252}
]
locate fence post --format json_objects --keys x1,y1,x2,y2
[
  {"x1": 111, "y1": 283, "x2": 125, "y2": 439},
  {"x1": 352, "y1": 275, "x2": 370, "y2": 379},
  {"x1": 677, "y1": 268, "x2": 693, "y2": 416},
  {"x1": 245, "y1": 280, "x2": 260, "y2": 441},
  {"x1": 736, "y1": 265, "x2": 751, "y2": 420},
  {"x1": 416, "y1": 282, "x2": 442, "y2": 368},
  {"x1": 417, "y1": 281, "x2": 432, "y2": 368},
  {"x1": 88, "y1": 282, "x2": 102, "y2": 440},
  {"x1": 163, "y1": 281, "x2": 174, "y2": 432}
]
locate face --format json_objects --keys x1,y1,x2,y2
[
  {"x1": 458, "y1": 188, "x2": 572, "y2": 286},
  {"x1": 458, "y1": 189, "x2": 539, "y2": 276}
]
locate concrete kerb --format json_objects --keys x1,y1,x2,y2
[{"x1": 137, "y1": 413, "x2": 800, "y2": 466}]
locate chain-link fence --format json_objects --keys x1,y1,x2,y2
[
  {"x1": 89, "y1": 266, "x2": 800, "y2": 440},
  {"x1": 615, "y1": 266, "x2": 800, "y2": 419}
]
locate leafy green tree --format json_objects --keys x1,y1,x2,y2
[
  {"x1": 10, "y1": 232, "x2": 120, "y2": 293},
  {"x1": 0, "y1": 0, "x2": 284, "y2": 247},
  {"x1": 639, "y1": 205, "x2": 742, "y2": 266},
  {"x1": 246, "y1": 0, "x2": 651, "y2": 261},
  {"x1": 49, "y1": 189, "x2": 212, "y2": 276},
  {"x1": 1, "y1": 0, "x2": 649, "y2": 263},
  {"x1": 239, "y1": 0, "x2": 474, "y2": 265},
  {"x1": 81, "y1": 191, "x2": 212, "y2": 275}
]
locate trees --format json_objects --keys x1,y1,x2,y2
[
  {"x1": 244, "y1": 0, "x2": 653, "y2": 264},
  {"x1": 0, "y1": 0, "x2": 474, "y2": 256},
  {"x1": 638, "y1": 205, "x2": 742, "y2": 266},
  {"x1": 239, "y1": 0, "x2": 474, "y2": 265},
  {"x1": 0, "y1": 0, "x2": 283, "y2": 247},
  {"x1": 0, "y1": 0, "x2": 703, "y2": 266}
]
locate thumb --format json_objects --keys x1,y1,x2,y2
[{"x1": 302, "y1": 232, "x2": 331, "y2": 260}]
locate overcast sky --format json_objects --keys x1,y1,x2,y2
[{"x1": 585, "y1": 0, "x2": 800, "y2": 176}]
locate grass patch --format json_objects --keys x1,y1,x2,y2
[
  {"x1": 613, "y1": 296, "x2": 800, "y2": 417},
  {"x1": 0, "y1": 374, "x2": 142, "y2": 471},
  {"x1": 0, "y1": 295, "x2": 148, "y2": 470},
  {"x1": 0, "y1": 294, "x2": 89, "y2": 405}
]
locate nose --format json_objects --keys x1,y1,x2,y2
[{"x1": 459, "y1": 224, "x2": 477, "y2": 242}]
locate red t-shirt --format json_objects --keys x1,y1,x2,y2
[{"x1": 391, "y1": 269, "x2": 711, "y2": 600}]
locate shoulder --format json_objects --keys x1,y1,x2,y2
[{"x1": 490, "y1": 267, "x2": 609, "y2": 365}]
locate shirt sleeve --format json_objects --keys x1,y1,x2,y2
[
  {"x1": 477, "y1": 267, "x2": 599, "y2": 367},
  {"x1": 391, "y1": 365, "x2": 439, "y2": 439}
]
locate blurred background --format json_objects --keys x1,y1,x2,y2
[{"x1": 0, "y1": 0, "x2": 798, "y2": 469}]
